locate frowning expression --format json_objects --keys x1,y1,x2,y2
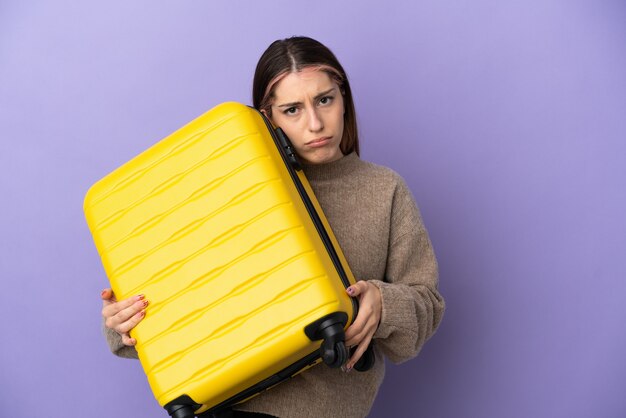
[{"x1": 268, "y1": 69, "x2": 345, "y2": 165}]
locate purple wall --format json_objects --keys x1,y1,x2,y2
[{"x1": 2, "y1": 1, "x2": 625, "y2": 417}]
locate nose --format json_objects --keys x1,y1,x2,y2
[{"x1": 307, "y1": 108, "x2": 323, "y2": 132}]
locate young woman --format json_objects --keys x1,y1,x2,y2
[{"x1": 101, "y1": 36, "x2": 445, "y2": 418}]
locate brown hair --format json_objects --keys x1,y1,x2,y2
[{"x1": 252, "y1": 36, "x2": 359, "y2": 156}]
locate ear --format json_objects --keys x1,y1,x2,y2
[
  {"x1": 261, "y1": 108, "x2": 278, "y2": 128},
  {"x1": 261, "y1": 108, "x2": 274, "y2": 122}
]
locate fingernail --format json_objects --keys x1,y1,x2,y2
[
  {"x1": 142, "y1": 299, "x2": 149, "y2": 308},
  {"x1": 135, "y1": 294, "x2": 145, "y2": 301},
  {"x1": 100, "y1": 289, "x2": 107, "y2": 297},
  {"x1": 347, "y1": 287, "x2": 354, "y2": 295}
]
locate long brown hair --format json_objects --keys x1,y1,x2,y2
[{"x1": 252, "y1": 36, "x2": 359, "y2": 156}]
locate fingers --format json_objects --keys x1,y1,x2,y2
[
  {"x1": 344, "y1": 281, "x2": 381, "y2": 346},
  {"x1": 345, "y1": 332, "x2": 374, "y2": 371},
  {"x1": 121, "y1": 332, "x2": 137, "y2": 346},
  {"x1": 100, "y1": 288, "x2": 114, "y2": 301},
  {"x1": 101, "y1": 288, "x2": 117, "y2": 310},
  {"x1": 103, "y1": 296, "x2": 148, "y2": 330},
  {"x1": 344, "y1": 302, "x2": 368, "y2": 345},
  {"x1": 346, "y1": 281, "x2": 368, "y2": 297},
  {"x1": 102, "y1": 294, "x2": 146, "y2": 319},
  {"x1": 102, "y1": 292, "x2": 148, "y2": 345},
  {"x1": 344, "y1": 282, "x2": 369, "y2": 344},
  {"x1": 343, "y1": 280, "x2": 382, "y2": 370},
  {"x1": 345, "y1": 305, "x2": 376, "y2": 346},
  {"x1": 113, "y1": 309, "x2": 146, "y2": 335}
]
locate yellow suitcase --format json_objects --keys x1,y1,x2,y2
[{"x1": 84, "y1": 102, "x2": 368, "y2": 417}]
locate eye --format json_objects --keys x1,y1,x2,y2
[
  {"x1": 283, "y1": 106, "x2": 298, "y2": 115},
  {"x1": 319, "y1": 96, "x2": 334, "y2": 106}
]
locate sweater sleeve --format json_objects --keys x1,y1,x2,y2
[
  {"x1": 102, "y1": 318, "x2": 139, "y2": 359},
  {"x1": 369, "y1": 177, "x2": 445, "y2": 364}
]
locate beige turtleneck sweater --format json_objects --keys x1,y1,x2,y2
[{"x1": 104, "y1": 152, "x2": 444, "y2": 417}]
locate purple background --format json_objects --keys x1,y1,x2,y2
[{"x1": 1, "y1": 1, "x2": 625, "y2": 417}]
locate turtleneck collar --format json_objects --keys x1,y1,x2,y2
[{"x1": 300, "y1": 152, "x2": 360, "y2": 182}]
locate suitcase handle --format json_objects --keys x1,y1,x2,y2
[{"x1": 275, "y1": 127, "x2": 302, "y2": 171}]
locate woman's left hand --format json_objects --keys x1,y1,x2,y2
[{"x1": 343, "y1": 280, "x2": 382, "y2": 371}]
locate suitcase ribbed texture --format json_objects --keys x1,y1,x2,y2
[{"x1": 85, "y1": 102, "x2": 356, "y2": 412}]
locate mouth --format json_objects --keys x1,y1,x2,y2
[{"x1": 305, "y1": 137, "x2": 332, "y2": 147}]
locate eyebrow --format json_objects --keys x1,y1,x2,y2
[{"x1": 276, "y1": 87, "x2": 337, "y2": 108}]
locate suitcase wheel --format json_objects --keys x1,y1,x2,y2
[
  {"x1": 167, "y1": 405, "x2": 195, "y2": 418},
  {"x1": 303, "y1": 312, "x2": 350, "y2": 368},
  {"x1": 164, "y1": 396, "x2": 201, "y2": 418},
  {"x1": 321, "y1": 338, "x2": 348, "y2": 368},
  {"x1": 318, "y1": 320, "x2": 348, "y2": 368}
]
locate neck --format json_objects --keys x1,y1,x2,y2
[{"x1": 301, "y1": 152, "x2": 359, "y2": 182}]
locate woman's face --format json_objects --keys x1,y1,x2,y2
[{"x1": 268, "y1": 69, "x2": 344, "y2": 165}]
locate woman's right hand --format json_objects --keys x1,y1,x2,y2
[{"x1": 101, "y1": 288, "x2": 148, "y2": 346}]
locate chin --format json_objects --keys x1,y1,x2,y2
[{"x1": 306, "y1": 148, "x2": 342, "y2": 165}]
